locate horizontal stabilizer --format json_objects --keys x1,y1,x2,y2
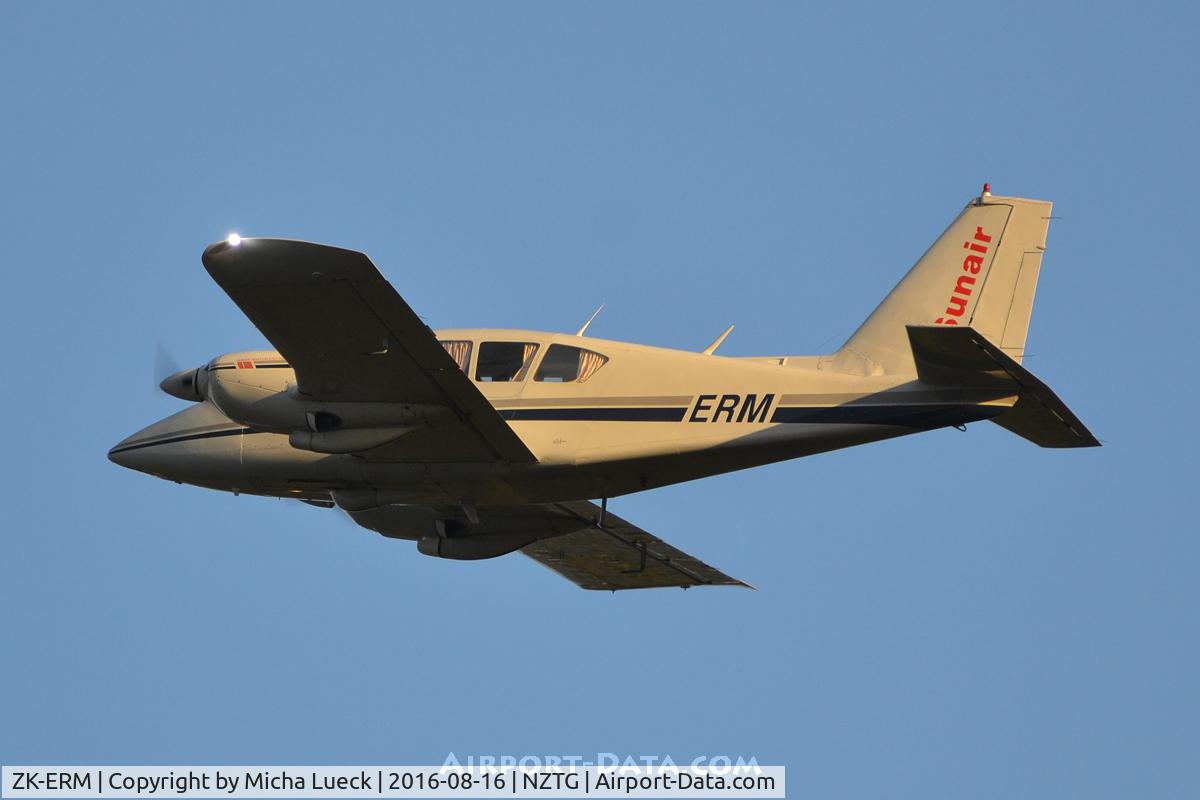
[{"x1": 907, "y1": 325, "x2": 1100, "y2": 448}]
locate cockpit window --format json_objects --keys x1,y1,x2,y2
[
  {"x1": 439, "y1": 340, "x2": 472, "y2": 373},
  {"x1": 534, "y1": 344, "x2": 609, "y2": 383},
  {"x1": 476, "y1": 342, "x2": 539, "y2": 382}
]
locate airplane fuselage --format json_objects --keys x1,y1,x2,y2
[
  {"x1": 106, "y1": 193, "x2": 1098, "y2": 588},
  {"x1": 110, "y1": 327, "x2": 1013, "y2": 507}
]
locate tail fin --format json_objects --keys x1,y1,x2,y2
[{"x1": 832, "y1": 189, "x2": 1052, "y2": 375}]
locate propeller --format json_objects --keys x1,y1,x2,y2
[
  {"x1": 155, "y1": 340, "x2": 205, "y2": 401},
  {"x1": 153, "y1": 340, "x2": 180, "y2": 395}
]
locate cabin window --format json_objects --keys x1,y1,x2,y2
[
  {"x1": 476, "y1": 342, "x2": 539, "y2": 382},
  {"x1": 439, "y1": 340, "x2": 472, "y2": 373},
  {"x1": 534, "y1": 344, "x2": 609, "y2": 383}
]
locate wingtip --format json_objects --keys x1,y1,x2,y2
[
  {"x1": 201, "y1": 237, "x2": 245, "y2": 276},
  {"x1": 201, "y1": 241, "x2": 226, "y2": 266}
]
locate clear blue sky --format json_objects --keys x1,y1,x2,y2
[{"x1": 2, "y1": 2, "x2": 1195, "y2": 797}]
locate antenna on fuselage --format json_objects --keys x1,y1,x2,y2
[
  {"x1": 702, "y1": 324, "x2": 735, "y2": 355},
  {"x1": 575, "y1": 303, "x2": 605, "y2": 337}
]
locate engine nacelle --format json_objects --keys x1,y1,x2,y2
[
  {"x1": 417, "y1": 533, "x2": 538, "y2": 560},
  {"x1": 289, "y1": 427, "x2": 414, "y2": 454},
  {"x1": 184, "y1": 351, "x2": 451, "y2": 451},
  {"x1": 331, "y1": 489, "x2": 439, "y2": 513},
  {"x1": 203, "y1": 351, "x2": 307, "y2": 429},
  {"x1": 343, "y1": 503, "x2": 540, "y2": 559}
]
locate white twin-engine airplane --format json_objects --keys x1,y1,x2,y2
[{"x1": 110, "y1": 187, "x2": 1098, "y2": 590}]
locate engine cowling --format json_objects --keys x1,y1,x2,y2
[{"x1": 168, "y1": 351, "x2": 451, "y2": 452}]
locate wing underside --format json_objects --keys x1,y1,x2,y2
[
  {"x1": 202, "y1": 237, "x2": 534, "y2": 462},
  {"x1": 345, "y1": 498, "x2": 748, "y2": 591},
  {"x1": 523, "y1": 501, "x2": 750, "y2": 591}
]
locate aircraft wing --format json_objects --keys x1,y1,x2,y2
[
  {"x1": 202, "y1": 237, "x2": 534, "y2": 462},
  {"x1": 347, "y1": 499, "x2": 748, "y2": 590},
  {"x1": 522, "y1": 501, "x2": 751, "y2": 591}
]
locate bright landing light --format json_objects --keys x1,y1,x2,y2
[{"x1": 226, "y1": 233, "x2": 242, "y2": 246}]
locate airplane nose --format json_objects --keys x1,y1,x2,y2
[
  {"x1": 108, "y1": 434, "x2": 151, "y2": 472},
  {"x1": 108, "y1": 402, "x2": 246, "y2": 484},
  {"x1": 107, "y1": 419, "x2": 181, "y2": 477},
  {"x1": 108, "y1": 430, "x2": 187, "y2": 480}
]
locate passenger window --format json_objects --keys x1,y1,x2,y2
[
  {"x1": 476, "y1": 342, "x2": 539, "y2": 382},
  {"x1": 440, "y1": 340, "x2": 472, "y2": 374},
  {"x1": 534, "y1": 344, "x2": 609, "y2": 383}
]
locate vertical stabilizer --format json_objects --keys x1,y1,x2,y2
[{"x1": 831, "y1": 190, "x2": 1052, "y2": 375}]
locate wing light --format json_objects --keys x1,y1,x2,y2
[{"x1": 226, "y1": 233, "x2": 242, "y2": 247}]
